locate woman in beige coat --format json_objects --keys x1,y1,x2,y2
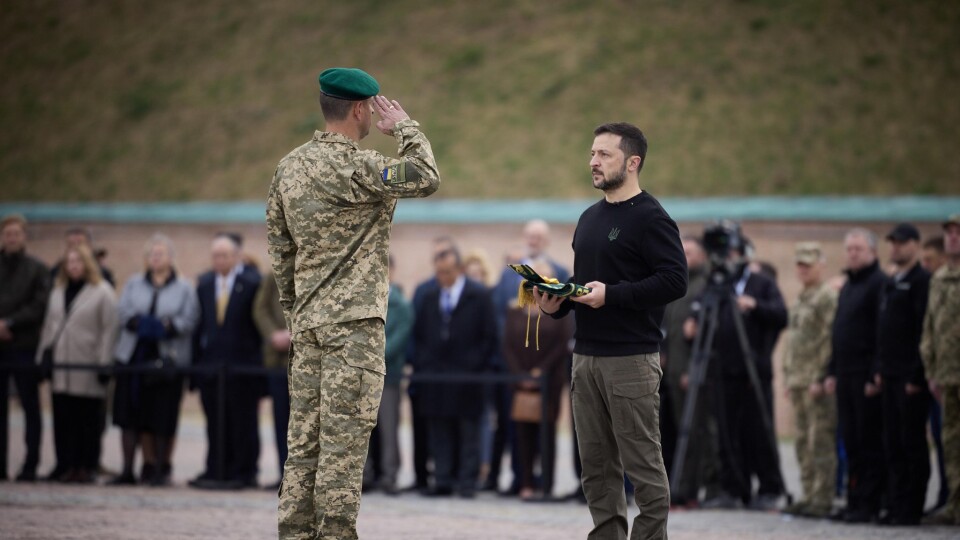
[{"x1": 36, "y1": 244, "x2": 117, "y2": 483}]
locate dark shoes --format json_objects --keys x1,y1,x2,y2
[
  {"x1": 748, "y1": 494, "x2": 781, "y2": 512},
  {"x1": 701, "y1": 492, "x2": 742, "y2": 510},
  {"x1": 108, "y1": 472, "x2": 137, "y2": 486},
  {"x1": 15, "y1": 468, "x2": 37, "y2": 482},
  {"x1": 421, "y1": 486, "x2": 454, "y2": 497}
]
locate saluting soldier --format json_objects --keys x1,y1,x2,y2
[
  {"x1": 782, "y1": 242, "x2": 838, "y2": 518},
  {"x1": 266, "y1": 67, "x2": 441, "y2": 540},
  {"x1": 922, "y1": 214, "x2": 960, "y2": 526}
]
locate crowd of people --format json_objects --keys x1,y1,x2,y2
[
  {"x1": 1, "y1": 210, "x2": 959, "y2": 527},
  {"x1": 659, "y1": 217, "x2": 960, "y2": 528}
]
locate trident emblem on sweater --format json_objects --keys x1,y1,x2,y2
[{"x1": 608, "y1": 227, "x2": 621, "y2": 241}]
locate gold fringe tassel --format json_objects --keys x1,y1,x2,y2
[{"x1": 516, "y1": 278, "x2": 557, "y2": 351}]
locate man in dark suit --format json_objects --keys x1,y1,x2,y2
[
  {"x1": 190, "y1": 233, "x2": 263, "y2": 489},
  {"x1": 407, "y1": 235, "x2": 457, "y2": 491},
  {"x1": 413, "y1": 248, "x2": 497, "y2": 498}
]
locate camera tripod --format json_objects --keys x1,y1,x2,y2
[{"x1": 668, "y1": 272, "x2": 792, "y2": 505}]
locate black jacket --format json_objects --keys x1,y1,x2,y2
[
  {"x1": 876, "y1": 262, "x2": 930, "y2": 384},
  {"x1": 412, "y1": 278, "x2": 497, "y2": 418},
  {"x1": 0, "y1": 249, "x2": 50, "y2": 351},
  {"x1": 830, "y1": 260, "x2": 886, "y2": 375},
  {"x1": 707, "y1": 268, "x2": 787, "y2": 381}
]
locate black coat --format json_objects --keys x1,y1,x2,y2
[
  {"x1": 412, "y1": 278, "x2": 497, "y2": 418},
  {"x1": 709, "y1": 269, "x2": 788, "y2": 381},
  {"x1": 194, "y1": 268, "x2": 263, "y2": 374},
  {"x1": 830, "y1": 260, "x2": 886, "y2": 375},
  {"x1": 876, "y1": 262, "x2": 930, "y2": 383}
]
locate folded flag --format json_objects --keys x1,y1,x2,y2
[{"x1": 507, "y1": 264, "x2": 590, "y2": 350}]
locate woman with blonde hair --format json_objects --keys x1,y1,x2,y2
[
  {"x1": 37, "y1": 244, "x2": 117, "y2": 483},
  {"x1": 110, "y1": 233, "x2": 198, "y2": 486},
  {"x1": 463, "y1": 249, "x2": 494, "y2": 288}
]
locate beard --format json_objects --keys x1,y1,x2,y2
[{"x1": 593, "y1": 161, "x2": 627, "y2": 192}]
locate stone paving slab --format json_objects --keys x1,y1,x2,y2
[{"x1": 1, "y1": 483, "x2": 958, "y2": 540}]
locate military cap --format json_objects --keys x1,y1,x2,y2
[
  {"x1": 795, "y1": 242, "x2": 823, "y2": 265},
  {"x1": 318, "y1": 67, "x2": 380, "y2": 100},
  {"x1": 886, "y1": 222, "x2": 920, "y2": 242},
  {"x1": 942, "y1": 213, "x2": 960, "y2": 229}
]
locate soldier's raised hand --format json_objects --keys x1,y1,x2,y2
[{"x1": 373, "y1": 95, "x2": 409, "y2": 135}]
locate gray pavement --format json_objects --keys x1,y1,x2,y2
[{"x1": 1, "y1": 395, "x2": 956, "y2": 539}]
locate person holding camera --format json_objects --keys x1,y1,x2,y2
[
  {"x1": 37, "y1": 244, "x2": 117, "y2": 484},
  {"x1": 111, "y1": 234, "x2": 199, "y2": 486},
  {"x1": 688, "y1": 228, "x2": 788, "y2": 511},
  {"x1": 533, "y1": 122, "x2": 686, "y2": 540}
]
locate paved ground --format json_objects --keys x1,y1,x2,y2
[{"x1": 1, "y1": 395, "x2": 956, "y2": 539}]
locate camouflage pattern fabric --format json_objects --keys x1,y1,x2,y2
[
  {"x1": 921, "y1": 265, "x2": 960, "y2": 386},
  {"x1": 266, "y1": 119, "x2": 440, "y2": 334},
  {"x1": 789, "y1": 387, "x2": 836, "y2": 510},
  {"x1": 922, "y1": 265, "x2": 960, "y2": 522},
  {"x1": 942, "y1": 384, "x2": 960, "y2": 523},
  {"x1": 784, "y1": 281, "x2": 837, "y2": 389},
  {"x1": 278, "y1": 318, "x2": 385, "y2": 540},
  {"x1": 267, "y1": 117, "x2": 440, "y2": 539}
]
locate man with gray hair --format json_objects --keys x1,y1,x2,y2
[{"x1": 824, "y1": 228, "x2": 887, "y2": 523}]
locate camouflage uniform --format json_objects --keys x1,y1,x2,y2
[
  {"x1": 267, "y1": 118, "x2": 440, "y2": 540},
  {"x1": 921, "y1": 264, "x2": 960, "y2": 523},
  {"x1": 784, "y1": 280, "x2": 837, "y2": 513}
]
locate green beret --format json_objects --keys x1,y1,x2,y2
[{"x1": 318, "y1": 67, "x2": 380, "y2": 101}]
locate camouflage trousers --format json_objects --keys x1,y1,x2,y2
[
  {"x1": 278, "y1": 318, "x2": 385, "y2": 540},
  {"x1": 943, "y1": 384, "x2": 960, "y2": 522},
  {"x1": 788, "y1": 387, "x2": 836, "y2": 509}
]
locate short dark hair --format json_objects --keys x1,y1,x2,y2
[
  {"x1": 320, "y1": 93, "x2": 356, "y2": 122},
  {"x1": 923, "y1": 235, "x2": 944, "y2": 253},
  {"x1": 434, "y1": 247, "x2": 462, "y2": 266},
  {"x1": 594, "y1": 122, "x2": 648, "y2": 172}
]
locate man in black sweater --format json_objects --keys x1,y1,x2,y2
[
  {"x1": 534, "y1": 123, "x2": 686, "y2": 540},
  {"x1": 824, "y1": 228, "x2": 887, "y2": 523},
  {"x1": 875, "y1": 223, "x2": 931, "y2": 525}
]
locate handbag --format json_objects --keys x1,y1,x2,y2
[{"x1": 511, "y1": 389, "x2": 543, "y2": 423}]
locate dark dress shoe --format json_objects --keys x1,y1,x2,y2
[
  {"x1": 421, "y1": 486, "x2": 453, "y2": 497},
  {"x1": 844, "y1": 509, "x2": 876, "y2": 524},
  {"x1": 15, "y1": 469, "x2": 37, "y2": 482},
  {"x1": 108, "y1": 472, "x2": 137, "y2": 486}
]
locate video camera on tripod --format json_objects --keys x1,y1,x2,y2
[{"x1": 701, "y1": 219, "x2": 749, "y2": 285}]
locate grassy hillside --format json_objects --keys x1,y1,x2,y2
[{"x1": 2, "y1": 0, "x2": 958, "y2": 201}]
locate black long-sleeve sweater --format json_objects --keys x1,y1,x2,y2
[
  {"x1": 829, "y1": 260, "x2": 886, "y2": 375},
  {"x1": 551, "y1": 192, "x2": 687, "y2": 356}
]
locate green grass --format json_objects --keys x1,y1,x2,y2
[{"x1": 1, "y1": 0, "x2": 958, "y2": 202}]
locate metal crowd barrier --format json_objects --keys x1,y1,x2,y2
[{"x1": 1, "y1": 361, "x2": 554, "y2": 487}]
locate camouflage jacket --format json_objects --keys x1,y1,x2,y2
[
  {"x1": 921, "y1": 264, "x2": 960, "y2": 385},
  {"x1": 266, "y1": 119, "x2": 440, "y2": 333},
  {"x1": 784, "y1": 281, "x2": 837, "y2": 388}
]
